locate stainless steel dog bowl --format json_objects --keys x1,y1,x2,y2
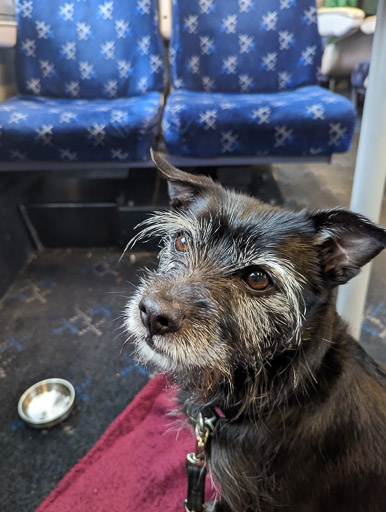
[{"x1": 18, "y1": 378, "x2": 75, "y2": 428}]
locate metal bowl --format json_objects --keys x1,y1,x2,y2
[{"x1": 18, "y1": 378, "x2": 75, "y2": 428}]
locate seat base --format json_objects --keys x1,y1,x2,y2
[
  {"x1": 163, "y1": 85, "x2": 356, "y2": 158},
  {"x1": 0, "y1": 93, "x2": 162, "y2": 164}
]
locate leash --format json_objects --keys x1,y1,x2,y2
[{"x1": 184, "y1": 404, "x2": 220, "y2": 512}]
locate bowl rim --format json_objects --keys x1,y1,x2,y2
[{"x1": 17, "y1": 378, "x2": 75, "y2": 426}]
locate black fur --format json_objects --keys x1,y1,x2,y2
[{"x1": 126, "y1": 152, "x2": 386, "y2": 512}]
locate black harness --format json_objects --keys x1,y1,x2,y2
[{"x1": 184, "y1": 403, "x2": 224, "y2": 512}]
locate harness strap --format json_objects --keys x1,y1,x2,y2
[
  {"x1": 184, "y1": 405, "x2": 221, "y2": 512},
  {"x1": 184, "y1": 452, "x2": 207, "y2": 512}
]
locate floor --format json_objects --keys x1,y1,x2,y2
[{"x1": 0, "y1": 130, "x2": 385, "y2": 511}]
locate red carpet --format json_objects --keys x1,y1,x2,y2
[{"x1": 36, "y1": 375, "x2": 216, "y2": 512}]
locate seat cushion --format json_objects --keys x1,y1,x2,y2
[
  {"x1": 15, "y1": 0, "x2": 164, "y2": 98},
  {"x1": 0, "y1": 92, "x2": 162, "y2": 162},
  {"x1": 162, "y1": 86, "x2": 356, "y2": 157}
]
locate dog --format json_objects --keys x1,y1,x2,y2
[{"x1": 125, "y1": 150, "x2": 386, "y2": 512}]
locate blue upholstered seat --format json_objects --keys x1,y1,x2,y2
[
  {"x1": 0, "y1": 93, "x2": 162, "y2": 162},
  {"x1": 0, "y1": 0, "x2": 164, "y2": 164},
  {"x1": 351, "y1": 61, "x2": 370, "y2": 90},
  {"x1": 163, "y1": 0, "x2": 356, "y2": 158},
  {"x1": 163, "y1": 86, "x2": 355, "y2": 157}
]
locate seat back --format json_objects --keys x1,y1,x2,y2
[
  {"x1": 170, "y1": 0, "x2": 322, "y2": 93},
  {"x1": 15, "y1": 0, "x2": 164, "y2": 98}
]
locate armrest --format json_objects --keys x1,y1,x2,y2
[
  {"x1": 360, "y1": 15, "x2": 376, "y2": 34},
  {"x1": 317, "y1": 7, "x2": 365, "y2": 38},
  {"x1": 158, "y1": 0, "x2": 171, "y2": 41},
  {"x1": 0, "y1": 21, "x2": 16, "y2": 47}
]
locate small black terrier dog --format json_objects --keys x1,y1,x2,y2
[{"x1": 125, "y1": 151, "x2": 386, "y2": 512}]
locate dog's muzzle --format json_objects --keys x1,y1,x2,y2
[{"x1": 138, "y1": 292, "x2": 184, "y2": 336}]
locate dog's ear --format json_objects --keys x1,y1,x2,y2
[
  {"x1": 309, "y1": 209, "x2": 386, "y2": 286},
  {"x1": 150, "y1": 149, "x2": 215, "y2": 209}
]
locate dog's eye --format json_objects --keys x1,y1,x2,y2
[
  {"x1": 175, "y1": 234, "x2": 191, "y2": 253},
  {"x1": 244, "y1": 270, "x2": 270, "y2": 291}
]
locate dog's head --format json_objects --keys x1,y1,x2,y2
[{"x1": 125, "y1": 151, "x2": 386, "y2": 404}]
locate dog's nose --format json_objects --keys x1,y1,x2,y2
[{"x1": 138, "y1": 295, "x2": 184, "y2": 336}]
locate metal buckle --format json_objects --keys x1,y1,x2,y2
[{"x1": 184, "y1": 408, "x2": 218, "y2": 512}]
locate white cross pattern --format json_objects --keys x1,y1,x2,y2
[
  {"x1": 199, "y1": 0, "x2": 215, "y2": 14},
  {"x1": 77, "y1": 22, "x2": 92, "y2": 40},
  {"x1": 35, "y1": 21, "x2": 51, "y2": 39},
  {"x1": 19, "y1": 1, "x2": 33, "y2": 18},
  {"x1": 239, "y1": 74, "x2": 254, "y2": 92},
  {"x1": 59, "y1": 148, "x2": 77, "y2": 160},
  {"x1": 10, "y1": 149, "x2": 27, "y2": 160},
  {"x1": 363, "y1": 305, "x2": 386, "y2": 339},
  {"x1": 328, "y1": 123, "x2": 347, "y2": 146},
  {"x1": 60, "y1": 112, "x2": 77, "y2": 123},
  {"x1": 300, "y1": 45, "x2": 317, "y2": 66},
  {"x1": 36, "y1": 124, "x2": 54, "y2": 146},
  {"x1": 238, "y1": 0, "x2": 254, "y2": 13},
  {"x1": 59, "y1": 3, "x2": 74, "y2": 22},
  {"x1": 221, "y1": 131, "x2": 239, "y2": 153},
  {"x1": 261, "y1": 11, "x2": 278, "y2": 31},
  {"x1": 303, "y1": 6, "x2": 317, "y2": 25},
  {"x1": 222, "y1": 15, "x2": 238, "y2": 34},
  {"x1": 200, "y1": 36, "x2": 215, "y2": 55},
  {"x1": 261, "y1": 52, "x2": 277, "y2": 72},
  {"x1": 88, "y1": 124, "x2": 106, "y2": 146},
  {"x1": 252, "y1": 106, "x2": 271, "y2": 124},
  {"x1": 61, "y1": 42, "x2": 76, "y2": 60},
  {"x1": 199, "y1": 109, "x2": 217, "y2": 130},
  {"x1": 279, "y1": 30, "x2": 294, "y2": 50},
  {"x1": 309, "y1": 147, "x2": 323, "y2": 155},
  {"x1": 9, "y1": 112, "x2": 28, "y2": 124},
  {"x1": 184, "y1": 15, "x2": 199, "y2": 34},
  {"x1": 21, "y1": 39, "x2": 36, "y2": 58},
  {"x1": 26, "y1": 78, "x2": 41, "y2": 94},
  {"x1": 174, "y1": 77, "x2": 185, "y2": 89},
  {"x1": 222, "y1": 55, "x2": 238, "y2": 75},
  {"x1": 188, "y1": 55, "x2": 200, "y2": 74},
  {"x1": 202, "y1": 76, "x2": 215, "y2": 92},
  {"x1": 150, "y1": 54, "x2": 163, "y2": 74},
  {"x1": 137, "y1": 77, "x2": 149, "y2": 93},
  {"x1": 306, "y1": 104, "x2": 325, "y2": 120},
  {"x1": 99, "y1": 1, "x2": 113, "y2": 20},
  {"x1": 0, "y1": 105, "x2": 15, "y2": 112},
  {"x1": 117, "y1": 60, "x2": 132, "y2": 78},
  {"x1": 239, "y1": 34, "x2": 255, "y2": 54},
  {"x1": 39, "y1": 60, "x2": 55, "y2": 78},
  {"x1": 220, "y1": 102, "x2": 235, "y2": 110},
  {"x1": 169, "y1": 47, "x2": 177, "y2": 65},
  {"x1": 280, "y1": 0, "x2": 295, "y2": 9},
  {"x1": 65, "y1": 81, "x2": 80, "y2": 98},
  {"x1": 79, "y1": 61, "x2": 94, "y2": 80},
  {"x1": 321, "y1": 95, "x2": 339, "y2": 104},
  {"x1": 168, "y1": 103, "x2": 185, "y2": 115},
  {"x1": 137, "y1": 36, "x2": 150, "y2": 56},
  {"x1": 111, "y1": 148, "x2": 129, "y2": 160},
  {"x1": 115, "y1": 19, "x2": 130, "y2": 39},
  {"x1": 278, "y1": 71, "x2": 291, "y2": 89},
  {"x1": 274, "y1": 125, "x2": 293, "y2": 147},
  {"x1": 139, "y1": 114, "x2": 152, "y2": 134},
  {"x1": 137, "y1": 0, "x2": 151, "y2": 15},
  {"x1": 104, "y1": 80, "x2": 118, "y2": 98},
  {"x1": 110, "y1": 110, "x2": 128, "y2": 123},
  {"x1": 100, "y1": 41, "x2": 115, "y2": 60}
]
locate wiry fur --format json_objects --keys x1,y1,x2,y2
[{"x1": 124, "y1": 153, "x2": 386, "y2": 512}]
